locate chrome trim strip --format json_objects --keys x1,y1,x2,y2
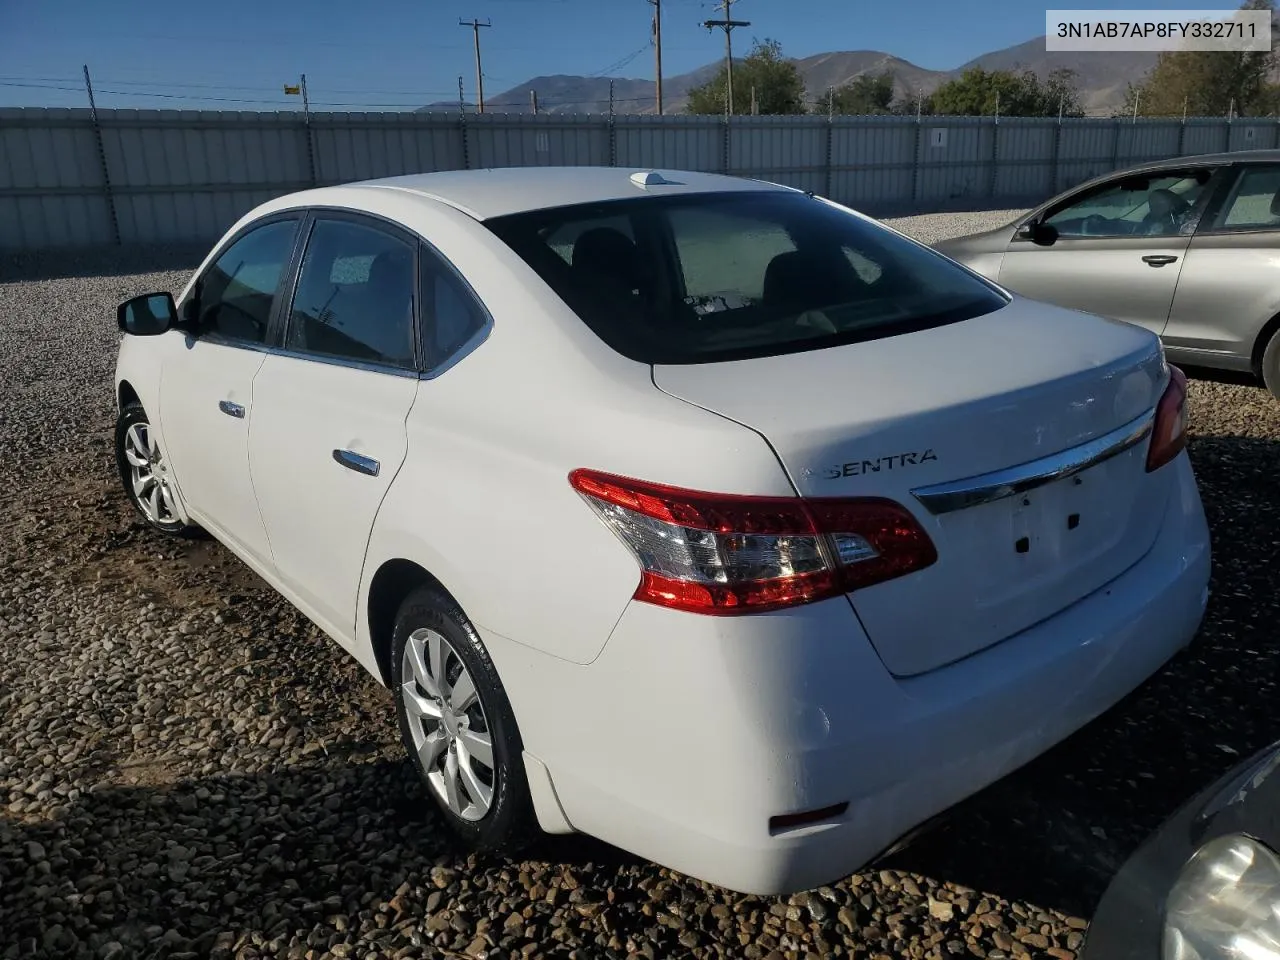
[
  {"x1": 418, "y1": 318, "x2": 493, "y2": 381},
  {"x1": 261, "y1": 344, "x2": 421, "y2": 379},
  {"x1": 910, "y1": 408, "x2": 1156, "y2": 516}
]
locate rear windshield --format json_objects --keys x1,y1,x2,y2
[{"x1": 485, "y1": 190, "x2": 1008, "y2": 365}]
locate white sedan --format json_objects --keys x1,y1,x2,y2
[{"x1": 112, "y1": 167, "x2": 1211, "y2": 895}]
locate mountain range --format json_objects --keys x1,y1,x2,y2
[{"x1": 425, "y1": 36, "x2": 1158, "y2": 116}]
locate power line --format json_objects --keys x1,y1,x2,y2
[
  {"x1": 590, "y1": 45, "x2": 650, "y2": 77},
  {"x1": 459, "y1": 18, "x2": 492, "y2": 114}
]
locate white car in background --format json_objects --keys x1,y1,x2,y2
[{"x1": 112, "y1": 167, "x2": 1211, "y2": 895}]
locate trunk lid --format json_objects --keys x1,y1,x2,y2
[{"x1": 653, "y1": 298, "x2": 1172, "y2": 677}]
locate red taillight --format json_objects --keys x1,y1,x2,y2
[
  {"x1": 568, "y1": 469, "x2": 937, "y2": 615},
  {"x1": 1146, "y1": 365, "x2": 1188, "y2": 472}
]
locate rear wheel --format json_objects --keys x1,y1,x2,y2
[
  {"x1": 114, "y1": 401, "x2": 195, "y2": 536},
  {"x1": 1262, "y1": 329, "x2": 1280, "y2": 401},
  {"x1": 391, "y1": 585, "x2": 537, "y2": 853}
]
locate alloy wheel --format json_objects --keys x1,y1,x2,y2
[
  {"x1": 123, "y1": 421, "x2": 177, "y2": 525},
  {"x1": 401, "y1": 627, "x2": 496, "y2": 821}
]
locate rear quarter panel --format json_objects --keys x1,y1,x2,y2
[
  {"x1": 1164, "y1": 228, "x2": 1280, "y2": 368},
  {"x1": 356, "y1": 197, "x2": 796, "y2": 668}
]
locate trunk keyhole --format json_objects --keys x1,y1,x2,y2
[
  {"x1": 1067, "y1": 513, "x2": 1080, "y2": 530},
  {"x1": 1015, "y1": 536, "x2": 1030, "y2": 554}
]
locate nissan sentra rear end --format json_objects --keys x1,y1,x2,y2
[{"x1": 483, "y1": 181, "x2": 1211, "y2": 894}]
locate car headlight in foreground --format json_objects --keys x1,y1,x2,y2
[{"x1": 1164, "y1": 834, "x2": 1280, "y2": 960}]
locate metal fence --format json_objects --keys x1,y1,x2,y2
[{"x1": 4, "y1": 106, "x2": 1280, "y2": 250}]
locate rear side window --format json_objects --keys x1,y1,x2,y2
[
  {"x1": 420, "y1": 242, "x2": 488, "y2": 372},
  {"x1": 1216, "y1": 165, "x2": 1280, "y2": 230},
  {"x1": 194, "y1": 218, "x2": 298, "y2": 344},
  {"x1": 287, "y1": 218, "x2": 416, "y2": 369},
  {"x1": 485, "y1": 191, "x2": 1006, "y2": 364}
]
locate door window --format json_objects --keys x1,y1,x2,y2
[
  {"x1": 1042, "y1": 171, "x2": 1211, "y2": 238},
  {"x1": 1214, "y1": 165, "x2": 1280, "y2": 230},
  {"x1": 287, "y1": 218, "x2": 417, "y2": 369},
  {"x1": 192, "y1": 218, "x2": 298, "y2": 344},
  {"x1": 420, "y1": 244, "x2": 488, "y2": 372}
]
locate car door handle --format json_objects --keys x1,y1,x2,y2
[
  {"x1": 333, "y1": 449, "x2": 380, "y2": 477},
  {"x1": 218, "y1": 400, "x2": 245, "y2": 419},
  {"x1": 1142, "y1": 255, "x2": 1179, "y2": 267}
]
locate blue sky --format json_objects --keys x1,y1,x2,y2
[{"x1": 0, "y1": 0, "x2": 1241, "y2": 111}]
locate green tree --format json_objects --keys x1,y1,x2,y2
[
  {"x1": 1043, "y1": 68, "x2": 1085, "y2": 117},
  {"x1": 927, "y1": 66, "x2": 1084, "y2": 117},
  {"x1": 685, "y1": 38, "x2": 806, "y2": 115},
  {"x1": 822, "y1": 70, "x2": 896, "y2": 115},
  {"x1": 1126, "y1": 0, "x2": 1277, "y2": 116}
]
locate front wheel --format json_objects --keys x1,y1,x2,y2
[
  {"x1": 391, "y1": 585, "x2": 538, "y2": 854},
  {"x1": 114, "y1": 401, "x2": 195, "y2": 536}
]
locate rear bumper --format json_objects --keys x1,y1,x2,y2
[{"x1": 486, "y1": 454, "x2": 1210, "y2": 895}]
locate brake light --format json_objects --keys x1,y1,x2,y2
[
  {"x1": 569, "y1": 469, "x2": 937, "y2": 615},
  {"x1": 1146, "y1": 365, "x2": 1188, "y2": 472}
]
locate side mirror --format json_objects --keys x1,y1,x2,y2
[
  {"x1": 117, "y1": 292, "x2": 178, "y2": 336},
  {"x1": 1016, "y1": 221, "x2": 1059, "y2": 247}
]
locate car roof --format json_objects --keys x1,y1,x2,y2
[
  {"x1": 1123, "y1": 148, "x2": 1280, "y2": 172},
  {"x1": 337, "y1": 167, "x2": 797, "y2": 221}
]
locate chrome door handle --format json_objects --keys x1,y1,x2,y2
[
  {"x1": 1142, "y1": 255, "x2": 1179, "y2": 267},
  {"x1": 218, "y1": 400, "x2": 245, "y2": 419},
  {"x1": 333, "y1": 449, "x2": 380, "y2": 477}
]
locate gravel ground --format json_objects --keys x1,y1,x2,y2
[{"x1": 2, "y1": 209, "x2": 1278, "y2": 960}]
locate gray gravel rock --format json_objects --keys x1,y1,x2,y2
[{"x1": 1, "y1": 220, "x2": 1275, "y2": 959}]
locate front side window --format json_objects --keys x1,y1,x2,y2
[
  {"x1": 1042, "y1": 170, "x2": 1212, "y2": 238},
  {"x1": 486, "y1": 191, "x2": 1006, "y2": 365},
  {"x1": 1215, "y1": 165, "x2": 1280, "y2": 230},
  {"x1": 287, "y1": 218, "x2": 416, "y2": 369},
  {"x1": 193, "y1": 218, "x2": 298, "y2": 344}
]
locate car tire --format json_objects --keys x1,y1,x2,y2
[
  {"x1": 391, "y1": 585, "x2": 538, "y2": 854},
  {"x1": 114, "y1": 401, "x2": 197, "y2": 537},
  {"x1": 1262, "y1": 329, "x2": 1280, "y2": 401}
]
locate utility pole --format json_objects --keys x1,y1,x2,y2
[
  {"x1": 459, "y1": 18, "x2": 491, "y2": 114},
  {"x1": 530, "y1": 89, "x2": 539, "y2": 115},
  {"x1": 649, "y1": 0, "x2": 664, "y2": 115},
  {"x1": 82, "y1": 65, "x2": 120, "y2": 245},
  {"x1": 704, "y1": 0, "x2": 750, "y2": 116},
  {"x1": 82, "y1": 64, "x2": 98, "y2": 115}
]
